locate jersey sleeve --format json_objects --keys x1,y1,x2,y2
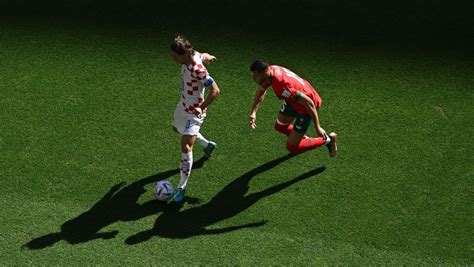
[
  {"x1": 192, "y1": 66, "x2": 215, "y2": 87},
  {"x1": 195, "y1": 51, "x2": 203, "y2": 60}
]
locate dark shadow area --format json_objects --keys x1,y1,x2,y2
[
  {"x1": 24, "y1": 157, "x2": 208, "y2": 250},
  {"x1": 125, "y1": 154, "x2": 325, "y2": 243},
  {"x1": 1, "y1": 0, "x2": 473, "y2": 49}
]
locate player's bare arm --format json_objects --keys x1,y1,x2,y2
[
  {"x1": 249, "y1": 88, "x2": 267, "y2": 129},
  {"x1": 194, "y1": 82, "x2": 220, "y2": 118},
  {"x1": 199, "y1": 52, "x2": 217, "y2": 64},
  {"x1": 296, "y1": 93, "x2": 328, "y2": 140}
]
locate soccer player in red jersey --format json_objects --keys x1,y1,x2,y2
[{"x1": 249, "y1": 60, "x2": 337, "y2": 156}]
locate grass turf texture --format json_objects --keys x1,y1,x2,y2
[{"x1": 1, "y1": 1, "x2": 473, "y2": 265}]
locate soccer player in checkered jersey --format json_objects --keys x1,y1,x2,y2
[
  {"x1": 249, "y1": 60, "x2": 337, "y2": 156},
  {"x1": 169, "y1": 35, "x2": 220, "y2": 202}
]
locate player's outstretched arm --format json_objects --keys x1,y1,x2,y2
[
  {"x1": 249, "y1": 88, "x2": 267, "y2": 129},
  {"x1": 199, "y1": 52, "x2": 217, "y2": 64},
  {"x1": 297, "y1": 93, "x2": 328, "y2": 140}
]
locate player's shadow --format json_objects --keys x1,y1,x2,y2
[
  {"x1": 125, "y1": 154, "x2": 325, "y2": 243},
  {"x1": 24, "y1": 157, "x2": 208, "y2": 250}
]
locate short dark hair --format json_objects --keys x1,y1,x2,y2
[
  {"x1": 250, "y1": 59, "x2": 269, "y2": 73},
  {"x1": 171, "y1": 34, "x2": 194, "y2": 55}
]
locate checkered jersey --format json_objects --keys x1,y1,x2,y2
[{"x1": 179, "y1": 52, "x2": 214, "y2": 113}]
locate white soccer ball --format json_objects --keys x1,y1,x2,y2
[{"x1": 154, "y1": 180, "x2": 174, "y2": 201}]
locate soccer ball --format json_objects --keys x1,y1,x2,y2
[{"x1": 154, "y1": 180, "x2": 174, "y2": 201}]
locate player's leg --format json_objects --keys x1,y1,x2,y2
[
  {"x1": 286, "y1": 116, "x2": 327, "y2": 154},
  {"x1": 275, "y1": 113, "x2": 295, "y2": 136},
  {"x1": 275, "y1": 101, "x2": 310, "y2": 139},
  {"x1": 172, "y1": 113, "x2": 207, "y2": 202},
  {"x1": 195, "y1": 132, "x2": 217, "y2": 158},
  {"x1": 190, "y1": 112, "x2": 216, "y2": 158},
  {"x1": 178, "y1": 134, "x2": 195, "y2": 189},
  {"x1": 172, "y1": 134, "x2": 195, "y2": 202},
  {"x1": 274, "y1": 101, "x2": 296, "y2": 136},
  {"x1": 195, "y1": 132, "x2": 209, "y2": 148},
  {"x1": 171, "y1": 107, "x2": 192, "y2": 202}
]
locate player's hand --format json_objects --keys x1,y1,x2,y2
[
  {"x1": 249, "y1": 113, "x2": 257, "y2": 129},
  {"x1": 204, "y1": 55, "x2": 217, "y2": 64},
  {"x1": 316, "y1": 126, "x2": 328, "y2": 140},
  {"x1": 194, "y1": 107, "x2": 203, "y2": 118},
  {"x1": 207, "y1": 55, "x2": 217, "y2": 63}
]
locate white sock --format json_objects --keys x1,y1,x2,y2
[
  {"x1": 195, "y1": 132, "x2": 209, "y2": 148},
  {"x1": 325, "y1": 136, "x2": 332, "y2": 145},
  {"x1": 178, "y1": 152, "x2": 193, "y2": 189}
]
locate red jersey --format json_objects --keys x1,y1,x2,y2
[{"x1": 261, "y1": 65, "x2": 322, "y2": 115}]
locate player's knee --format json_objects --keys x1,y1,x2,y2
[
  {"x1": 274, "y1": 121, "x2": 291, "y2": 134},
  {"x1": 181, "y1": 143, "x2": 193, "y2": 153},
  {"x1": 274, "y1": 122, "x2": 284, "y2": 132}
]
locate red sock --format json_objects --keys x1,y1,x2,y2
[
  {"x1": 286, "y1": 137, "x2": 326, "y2": 154},
  {"x1": 274, "y1": 122, "x2": 293, "y2": 136}
]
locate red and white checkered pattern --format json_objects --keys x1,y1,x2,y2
[{"x1": 179, "y1": 52, "x2": 211, "y2": 114}]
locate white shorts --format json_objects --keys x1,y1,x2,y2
[{"x1": 172, "y1": 104, "x2": 206, "y2": 136}]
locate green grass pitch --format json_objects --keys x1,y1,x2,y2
[{"x1": 0, "y1": 2, "x2": 473, "y2": 264}]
